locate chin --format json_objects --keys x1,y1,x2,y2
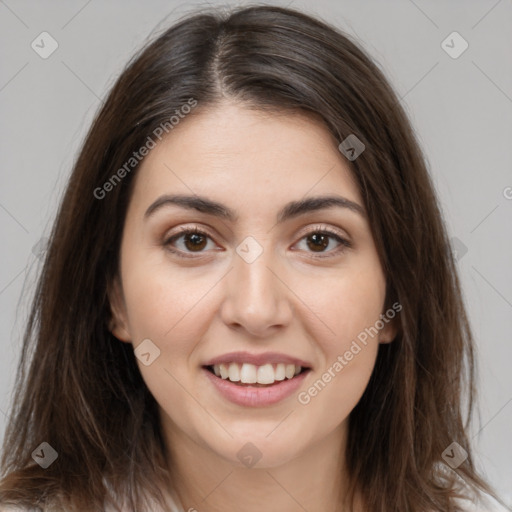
[{"x1": 202, "y1": 432, "x2": 309, "y2": 470}]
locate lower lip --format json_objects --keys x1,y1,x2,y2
[{"x1": 202, "y1": 367, "x2": 310, "y2": 407}]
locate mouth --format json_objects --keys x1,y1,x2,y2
[
  {"x1": 201, "y1": 351, "x2": 313, "y2": 406},
  {"x1": 201, "y1": 362, "x2": 311, "y2": 407},
  {"x1": 203, "y1": 363, "x2": 311, "y2": 387}
]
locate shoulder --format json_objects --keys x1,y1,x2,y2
[
  {"x1": 452, "y1": 493, "x2": 511, "y2": 512},
  {"x1": 0, "y1": 506, "x2": 46, "y2": 512}
]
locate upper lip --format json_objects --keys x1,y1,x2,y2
[{"x1": 203, "y1": 351, "x2": 312, "y2": 369}]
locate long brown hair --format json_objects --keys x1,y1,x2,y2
[{"x1": 0, "y1": 4, "x2": 508, "y2": 512}]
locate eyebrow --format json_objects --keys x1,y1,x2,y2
[{"x1": 144, "y1": 193, "x2": 366, "y2": 223}]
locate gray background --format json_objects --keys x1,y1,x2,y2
[{"x1": 1, "y1": 0, "x2": 511, "y2": 504}]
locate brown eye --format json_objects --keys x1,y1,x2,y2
[
  {"x1": 294, "y1": 227, "x2": 351, "y2": 258},
  {"x1": 306, "y1": 232, "x2": 330, "y2": 252},
  {"x1": 164, "y1": 227, "x2": 216, "y2": 257},
  {"x1": 182, "y1": 231, "x2": 208, "y2": 251}
]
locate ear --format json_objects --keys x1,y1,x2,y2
[
  {"x1": 378, "y1": 318, "x2": 398, "y2": 344},
  {"x1": 378, "y1": 305, "x2": 401, "y2": 344},
  {"x1": 107, "y1": 275, "x2": 132, "y2": 343}
]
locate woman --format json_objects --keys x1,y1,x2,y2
[{"x1": 0, "y1": 4, "x2": 509, "y2": 512}]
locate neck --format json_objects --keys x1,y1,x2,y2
[{"x1": 161, "y1": 417, "x2": 362, "y2": 512}]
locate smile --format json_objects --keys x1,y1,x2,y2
[
  {"x1": 209, "y1": 362, "x2": 305, "y2": 385},
  {"x1": 203, "y1": 364, "x2": 311, "y2": 406}
]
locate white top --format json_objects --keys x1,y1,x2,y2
[
  {"x1": 0, "y1": 480, "x2": 185, "y2": 512},
  {"x1": 1, "y1": 489, "x2": 510, "y2": 511},
  {"x1": 452, "y1": 493, "x2": 511, "y2": 512},
  {"x1": 0, "y1": 496, "x2": 184, "y2": 512}
]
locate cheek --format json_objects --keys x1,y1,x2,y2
[
  {"x1": 121, "y1": 265, "x2": 208, "y2": 418},
  {"x1": 297, "y1": 263, "x2": 385, "y2": 424},
  {"x1": 297, "y1": 277, "x2": 382, "y2": 415},
  {"x1": 297, "y1": 340, "x2": 378, "y2": 437},
  {"x1": 121, "y1": 255, "x2": 213, "y2": 341},
  {"x1": 119, "y1": 255, "x2": 224, "y2": 404},
  {"x1": 293, "y1": 261, "x2": 387, "y2": 352}
]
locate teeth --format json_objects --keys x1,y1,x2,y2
[
  {"x1": 285, "y1": 364, "x2": 296, "y2": 379},
  {"x1": 257, "y1": 364, "x2": 275, "y2": 384},
  {"x1": 228, "y1": 362, "x2": 241, "y2": 382},
  {"x1": 240, "y1": 363, "x2": 257, "y2": 383},
  {"x1": 274, "y1": 363, "x2": 286, "y2": 381},
  {"x1": 211, "y1": 362, "x2": 304, "y2": 385},
  {"x1": 219, "y1": 364, "x2": 229, "y2": 379}
]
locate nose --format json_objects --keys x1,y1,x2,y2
[{"x1": 219, "y1": 243, "x2": 293, "y2": 337}]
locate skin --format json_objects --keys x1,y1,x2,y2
[{"x1": 109, "y1": 101, "x2": 397, "y2": 512}]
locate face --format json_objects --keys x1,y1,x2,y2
[{"x1": 109, "y1": 101, "x2": 397, "y2": 469}]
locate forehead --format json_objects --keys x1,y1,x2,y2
[{"x1": 129, "y1": 102, "x2": 363, "y2": 215}]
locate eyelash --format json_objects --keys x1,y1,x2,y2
[{"x1": 163, "y1": 225, "x2": 352, "y2": 260}]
